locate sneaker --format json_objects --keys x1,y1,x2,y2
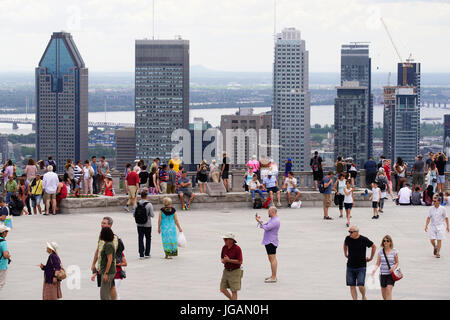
[
  {"x1": 375, "y1": 215, "x2": 379, "y2": 219},
  {"x1": 372, "y1": 216, "x2": 377, "y2": 219},
  {"x1": 145, "y1": 255, "x2": 151, "y2": 259},
  {"x1": 264, "y1": 278, "x2": 277, "y2": 283},
  {"x1": 123, "y1": 206, "x2": 129, "y2": 212},
  {"x1": 287, "y1": 203, "x2": 291, "y2": 208},
  {"x1": 323, "y1": 216, "x2": 333, "y2": 220}
]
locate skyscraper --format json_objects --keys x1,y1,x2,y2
[
  {"x1": 397, "y1": 62, "x2": 421, "y2": 105},
  {"x1": 115, "y1": 127, "x2": 136, "y2": 173},
  {"x1": 36, "y1": 32, "x2": 88, "y2": 173},
  {"x1": 392, "y1": 87, "x2": 419, "y2": 168},
  {"x1": 382, "y1": 86, "x2": 397, "y2": 160},
  {"x1": 340, "y1": 43, "x2": 373, "y2": 158},
  {"x1": 272, "y1": 27, "x2": 310, "y2": 170},
  {"x1": 334, "y1": 82, "x2": 369, "y2": 168},
  {"x1": 135, "y1": 39, "x2": 189, "y2": 164}
]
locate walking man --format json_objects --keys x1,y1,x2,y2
[
  {"x1": 0, "y1": 224, "x2": 11, "y2": 290},
  {"x1": 133, "y1": 190, "x2": 154, "y2": 259},
  {"x1": 425, "y1": 195, "x2": 450, "y2": 258},
  {"x1": 256, "y1": 206, "x2": 280, "y2": 283},
  {"x1": 91, "y1": 217, "x2": 119, "y2": 300},
  {"x1": 220, "y1": 233, "x2": 243, "y2": 300},
  {"x1": 343, "y1": 225, "x2": 376, "y2": 300}
]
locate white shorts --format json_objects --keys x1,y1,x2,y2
[{"x1": 429, "y1": 226, "x2": 446, "y2": 240}]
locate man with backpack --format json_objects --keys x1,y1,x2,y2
[
  {"x1": 91, "y1": 216, "x2": 124, "y2": 300},
  {"x1": 133, "y1": 190, "x2": 154, "y2": 259},
  {"x1": 45, "y1": 156, "x2": 57, "y2": 173},
  {"x1": 310, "y1": 151, "x2": 323, "y2": 191}
]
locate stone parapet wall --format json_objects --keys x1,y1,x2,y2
[{"x1": 59, "y1": 191, "x2": 373, "y2": 214}]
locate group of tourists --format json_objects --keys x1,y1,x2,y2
[{"x1": 0, "y1": 155, "x2": 112, "y2": 216}]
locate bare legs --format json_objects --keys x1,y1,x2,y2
[
  {"x1": 220, "y1": 288, "x2": 237, "y2": 300},
  {"x1": 267, "y1": 254, "x2": 277, "y2": 280},
  {"x1": 350, "y1": 286, "x2": 366, "y2": 300}
]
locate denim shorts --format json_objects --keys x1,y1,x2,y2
[
  {"x1": 346, "y1": 267, "x2": 366, "y2": 286},
  {"x1": 437, "y1": 175, "x2": 446, "y2": 184},
  {"x1": 288, "y1": 188, "x2": 299, "y2": 194},
  {"x1": 31, "y1": 195, "x2": 42, "y2": 207}
]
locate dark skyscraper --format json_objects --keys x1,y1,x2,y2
[
  {"x1": 135, "y1": 39, "x2": 189, "y2": 163},
  {"x1": 397, "y1": 62, "x2": 421, "y2": 105},
  {"x1": 36, "y1": 32, "x2": 88, "y2": 172},
  {"x1": 334, "y1": 82, "x2": 369, "y2": 168},
  {"x1": 340, "y1": 43, "x2": 373, "y2": 158}
]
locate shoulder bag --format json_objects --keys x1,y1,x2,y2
[{"x1": 382, "y1": 249, "x2": 403, "y2": 281}]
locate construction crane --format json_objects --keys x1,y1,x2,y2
[{"x1": 380, "y1": 17, "x2": 413, "y2": 87}]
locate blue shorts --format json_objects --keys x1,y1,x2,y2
[
  {"x1": 288, "y1": 188, "x2": 299, "y2": 194},
  {"x1": 346, "y1": 267, "x2": 366, "y2": 286},
  {"x1": 31, "y1": 195, "x2": 42, "y2": 207},
  {"x1": 437, "y1": 175, "x2": 445, "y2": 184}
]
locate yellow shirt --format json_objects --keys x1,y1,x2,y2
[
  {"x1": 169, "y1": 159, "x2": 181, "y2": 172},
  {"x1": 31, "y1": 179, "x2": 43, "y2": 195}
]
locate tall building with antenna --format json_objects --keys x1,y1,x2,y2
[
  {"x1": 272, "y1": 27, "x2": 310, "y2": 170},
  {"x1": 135, "y1": 38, "x2": 189, "y2": 163},
  {"x1": 35, "y1": 32, "x2": 88, "y2": 172}
]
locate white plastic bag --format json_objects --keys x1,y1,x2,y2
[
  {"x1": 177, "y1": 232, "x2": 186, "y2": 247},
  {"x1": 290, "y1": 201, "x2": 302, "y2": 209}
]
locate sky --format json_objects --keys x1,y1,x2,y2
[{"x1": 0, "y1": 0, "x2": 449, "y2": 73}]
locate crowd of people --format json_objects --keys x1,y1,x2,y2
[{"x1": 1, "y1": 151, "x2": 450, "y2": 301}]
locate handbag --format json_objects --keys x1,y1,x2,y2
[
  {"x1": 382, "y1": 249, "x2": 403, "y2": 281},
  {"x1": 55, "y1": 265, "x2": 67, "y2": 281},
  {"x1": 333, "y1": 192, "x2": 339, "y2": 206}
]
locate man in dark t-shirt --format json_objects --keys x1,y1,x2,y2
[
  {"x1": 310, "y1": 151, "x2": 323, "y2": 190},
  {"x1": 435, "y1": 153, "x2": 448, "y2": 194},
  {"x1": 343, "y1": 226, "x2": 376, "y2": 300}
]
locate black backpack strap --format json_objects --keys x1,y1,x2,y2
[{"x1": 382, "y1": 248, "x2": 391, "y2": 270}]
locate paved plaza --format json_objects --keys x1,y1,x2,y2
[{"x1": 0, "y1": 199, "x2": 449, "y2": 300}]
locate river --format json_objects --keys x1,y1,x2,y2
[{"x1": 0, "y1": 104, "x2": 446, "y2": 135}]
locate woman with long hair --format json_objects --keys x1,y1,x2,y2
[
  {"x1": 158, "y1": 197, "x2": 183, "y2": 259},
  {"x1": 428, "y1": 161, "x2": 438, "y2": 193},
  {"x1": 394, "y1": 158, "x2": 406, "y2": 192},
  {"x1": 25, "y1": 158, "x2": 37, "y2": 183},
  {"x1": 371, "y1": 235, "x2": 399, "y2": 300}
]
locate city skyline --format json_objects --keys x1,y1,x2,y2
[{"x1": 1, "y1": 0, "x2": 449, "y2": 73}]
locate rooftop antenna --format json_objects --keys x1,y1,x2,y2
[
  {"x1": 274, "y1": 0, "x2": 277, "y2": 41},
  {"x1": 153, "y1": 0, "x2": 155, "y2": 40}
]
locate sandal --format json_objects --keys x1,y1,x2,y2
[
  {"x1": 323, "y1": 216, "x2": 333, "y2": 220},
  {"x1": 264, "y1": 278, "x2": 277, "y2": 283}
]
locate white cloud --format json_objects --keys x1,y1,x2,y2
[{"x1": 0, "y1": 0, "x2": 449, "y2": 73}]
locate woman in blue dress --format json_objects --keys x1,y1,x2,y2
[{"x1": 158, "y1": 197, "x2": 183, "y2": 259}]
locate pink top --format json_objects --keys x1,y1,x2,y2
[{"x1": 25, "y1": 165, "x2": 37, "y2": 180}]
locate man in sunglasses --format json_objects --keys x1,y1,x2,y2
[
  {"x1": 343, "y1": 226, "x2": 376, "y2": 300},
  {"x1": 425, "y1": 195, "x2": 449, "y2": 258}
]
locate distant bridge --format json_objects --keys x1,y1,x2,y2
[{"x1": 0, "y1": 117, "x2": 134, "y2": 130}]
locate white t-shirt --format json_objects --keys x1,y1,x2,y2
[
  {"x1": 372, "y1": 187, "x2": 381, "y2": 202},
  {"x1": 428, "y1": 205, "x2": 448, "y2": 227},
  {"x1": 83, "y1": 166, "x2": 90, "y2": 179},
  {"x1": 248, "y1": 180, "x2": 261, "y2": 190},
  {"x1": 398, "y1": 187, "x2": 412, "y2": 204},
  {"x1": 286, "y1": 177, "x2": 297, "y2": 189},
  {"x1": 344, "y1": 187, "x2": 353, "y2": 204}
]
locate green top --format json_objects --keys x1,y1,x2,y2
[
  {"x1": 99, "y1": 242, "x2": 116, "y2": 275},
  {"x1": 5, "y1": 180, "x2": 17, "y2": 193}
]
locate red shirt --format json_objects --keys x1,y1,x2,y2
[
  {"x1": 383, "y1": 165, "x2": 391, "y2": 181},
  {"x1": 126, "y1": 171, "x2": 139, "y2": 186},
  {"x1": 221, "y1": 244, "x2": 243, "y2": 270}
]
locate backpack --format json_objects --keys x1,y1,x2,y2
[
  {"x1": 8, "y1": 195, "x2": 23, "y2": 216},
  {"x1": 134, "y1": 201, "x2": 149, "y2": 225},
  {"x1": 378, "y1": 179, "x2": 386, "y2": 192},
  {"x1": 318, "y1": 179, "x2": 325, "y2": 193},
  {"x1": 116, "y1": 237, "x2": 125, "y2": 263},
  {"x1": 253, "y1": 198, "x2": 262, "y2": 209},
  {"x1": 312, "y1": 157, "x2": 320, "y2": 172},
  {"x1": 262, "y1": 198, "x2": 272, "y2": 209}
]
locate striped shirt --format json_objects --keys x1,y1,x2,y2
[
  {"x1": 74, "y1": 165, "x2": 83, "y2": 181},
  {"x1": 379, "y1": 248, "x2": 397, "y2": 275}
]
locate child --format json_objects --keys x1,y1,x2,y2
[
  {"x1": 411, "y1": 187, "x2": 422, "y2": 205},
  {"x1": 248, "y1": 174, "x2": 265, "y2": 203},
  {"x1": 370, "y1": 182, "x2": 380, "y2": 219},
  {"x1": 343, "y1": 180, "x2": 354, "y2": 227}
]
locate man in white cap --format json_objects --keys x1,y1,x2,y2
[
  {"x1": 0, "y1": 225, "x2": 11, "y2": 289},
  {"x1": 425, "y1": 194, "x2": 450, "y2": 258},
  {"x1": 220, "y1": 233, "x2": 243, "y2": 300}
]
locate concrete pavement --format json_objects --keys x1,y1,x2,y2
[{"x1": 0, "y1": 199, "x2": 449, "y2": 300}]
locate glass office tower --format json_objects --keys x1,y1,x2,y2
[{"x1": 35, "y1": 32, "x2": 88, "y2": 173}]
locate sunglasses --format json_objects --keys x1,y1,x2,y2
[
  {"x1": 348, "y1": 231, "x2": 356, "y2": 234},
  {"x1": 383, "y1": 239, "x2": 390, "y2": 243}
]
